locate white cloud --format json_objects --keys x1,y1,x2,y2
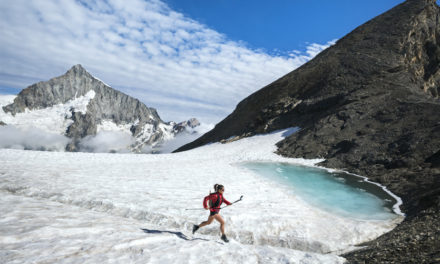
[
  {"x1": 156, "y1": 122, "x2": 214, "y2": 153},
  {"x1": 0, "y1": 123, "x2": 205, "y2": 154},
  {"x1": 0, "y1": 0, "x2": 335, "y2": 124},
  {"x1": 78, "y1": 130, "x2": 135, "y2": 153},
  {"x1": 0, "y1": 125, "x2": 70, "y2": 151}
]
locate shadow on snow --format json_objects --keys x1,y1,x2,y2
[{"x1": 140, "y1": 228, "x2": 223, "y2": 245}]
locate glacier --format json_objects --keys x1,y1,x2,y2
[{"x1": 0, "y1": 128, "x2": 403, "y2": 263}]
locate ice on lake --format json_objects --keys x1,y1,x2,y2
[{"x1": 242, "y1": 162, "x2": 400, "y2": 220}]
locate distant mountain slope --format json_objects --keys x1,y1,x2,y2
[
  {"x1": 1, "y1": 65, "x2": 199, "y2": 152},
  {"x1": 177, "y1": 0, "x2": 440, "y2": 262}
]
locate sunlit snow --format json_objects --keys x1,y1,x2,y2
[
  {"x1": 0, "y1": 128, "x2": 403, "y2": 263},
  {"x1": 0, "y1": 91, "x2": 95, "y2": 134}
]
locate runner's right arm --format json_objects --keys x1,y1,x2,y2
[{"x1": 203, "y1": 195, "x2": 211, "y2": 210}]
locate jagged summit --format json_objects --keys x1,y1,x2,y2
[
  {"x1": 64, "y1": 64, "x2": 96, "y2": 82},
  {"x1": 4, "y1": 64, "x2": 102, "y2": 114},
  {"x1": 1, "y1": 65, "x2": 199, "y2": 152},
  {"x1": 67, "y1": 64, "x2": 88, "y2": 75},
  {"x1": 177, "y1": 0, "x2": 440, "y2": 262}
]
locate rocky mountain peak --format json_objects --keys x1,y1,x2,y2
[
  {"x1": 2, "y1": 65, "x2": 99, "y2": 115},
  {"x1": 1, "y1": 65, "x2": 199, "y2": 152},
  {"x1": 64, "y1": 64, "x2": 94, "y2": 80}
]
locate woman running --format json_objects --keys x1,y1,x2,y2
[{"x1": 192, "y1": 184, "x2": 231, "y2": 242}]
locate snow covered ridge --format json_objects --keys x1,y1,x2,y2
[
  {"x1": 0, "y1": 128, "x2": 403, "y2": 263},
  {"x1": 0, "y1": 90, "x2": 95, "y2": 135},
  {"x1": 0, "y1": 65, "x2": 203, "y2": 153}
]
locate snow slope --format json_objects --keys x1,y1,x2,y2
[{"x1": 0, "y1": 128, "x2": 403, "y2": 263}]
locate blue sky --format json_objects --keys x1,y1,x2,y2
[
  {"x1": 164, "y1": 0, "x2": 404, "y2": 55},
  {"x1": 0, "y1": 0, "x2": 406, "y2": 124}
]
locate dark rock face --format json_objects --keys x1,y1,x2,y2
[
  {"x1": 177, "y1": 0, "x2": 440, "y2": 262},
  {"x1": 3, "y1": 64, "x2": 159, "y2": 133},
  {"x1": 65, "y1": 110, "x2": 98, "y2": 151},
  {"x1": 3, "y1": 65, "x2": 199, "y2": 152},
  {"x1": 344, "y1": 206, "x2": 440, "y2": 263}
]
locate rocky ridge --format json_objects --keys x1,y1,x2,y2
[
  {"x1": 2, "y1": 65, "x2": 198, "y2": 152},
  {"x1": 173, "y1": 118, "x2": 200, "y2": 134},
  {"x1": 177, "y1": 0, "x2": 440, "y2": 262}
]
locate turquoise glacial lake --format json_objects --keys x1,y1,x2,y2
[{"x1": 243, "y1": 162, "x2": 400, "y2": 220}]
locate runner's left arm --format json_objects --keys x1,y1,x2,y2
[{"x1": 223, "y1": 197, "x2": 232, "y2": 206}]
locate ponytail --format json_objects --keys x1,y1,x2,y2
[{"x1": 214, "y1": 184, "x2": 224, "y2": 193}]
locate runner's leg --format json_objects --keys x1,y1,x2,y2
[
  {"x1": 199, "y1": 215, "x2": 215, "y2": 227},
  {"x1": 214, "y1": 214, "x2": 225, "y2": 235}
]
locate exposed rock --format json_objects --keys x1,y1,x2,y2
[
  {"x1": 0, "y1": 121, "x2": 6, "y2": 126},
  {"x1": 173, "y1": 118, "x2": 200, "y2": 134},
  {"x1": 343, "y1": 205, "x2": 440, "y2": 263},
  {"x1": 176, "y1": 0, "x2": 440, "y2": 262},
  {"x1": 3, "y1": 64, "x2": 199, "y2": 152}
]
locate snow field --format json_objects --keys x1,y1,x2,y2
[
  {"x1": 0, "y1": 192, "x2": 346, "y2": 264},
  {"x1": 0, "y1": 128, "x2": 402, "y2": 263}
]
